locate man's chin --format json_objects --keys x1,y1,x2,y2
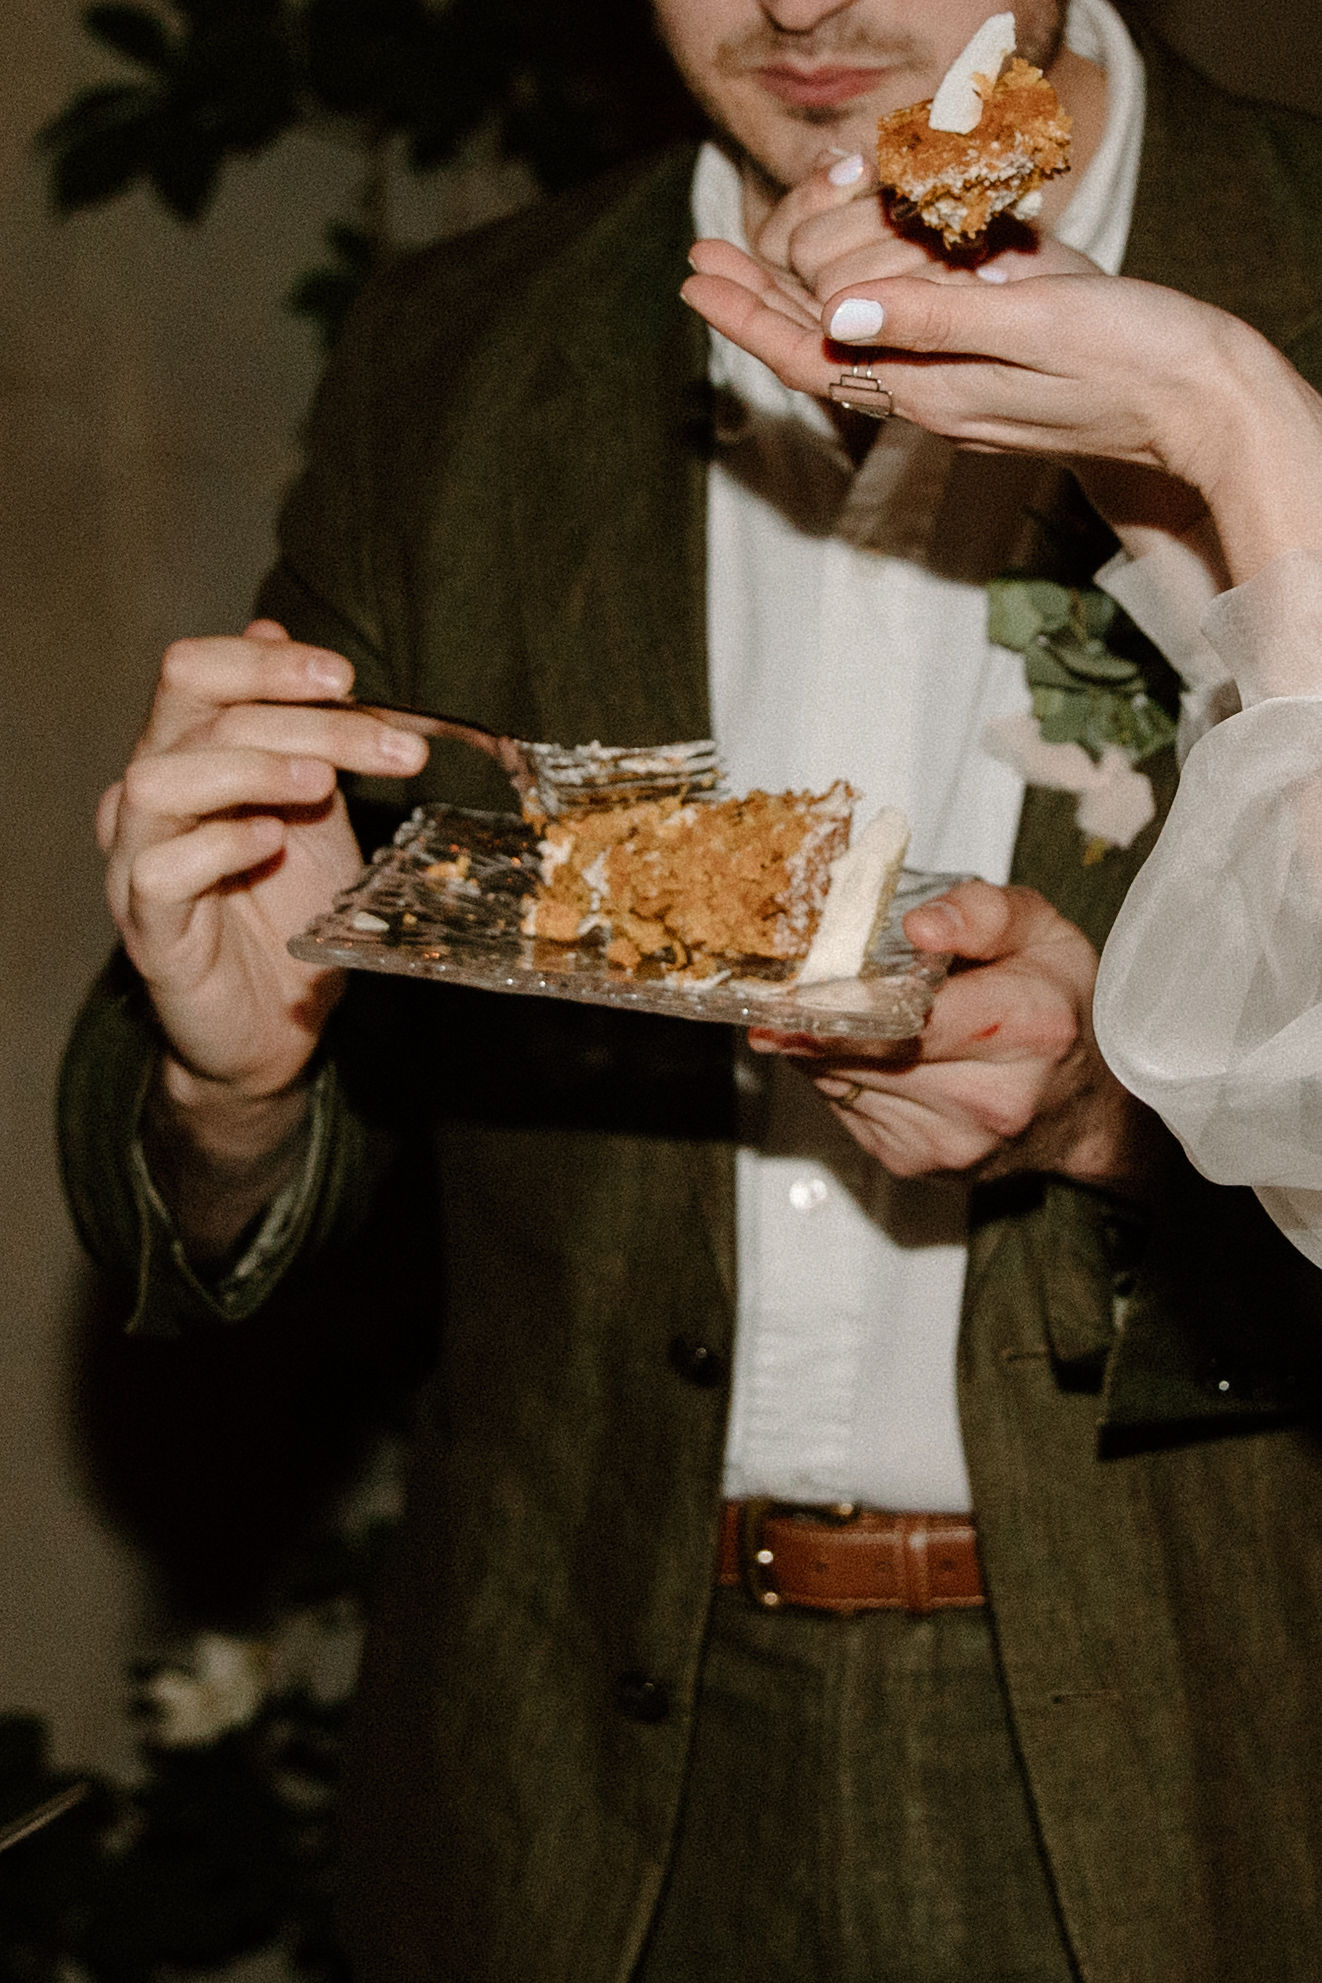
[
  {"x1": 709, "y1": 98, "x2": 882, "y2": 194},
  {"x1": 730, "y1": 115, "x2": 875, "y2": 198}
]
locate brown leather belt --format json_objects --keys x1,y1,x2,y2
[{"x1": 718, "y1": 1499, "x2": 985, "y2": 1616}]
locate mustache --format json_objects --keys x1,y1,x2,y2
[{"x1": 715, "y1": 26, "x2": 924, "y2": 74}]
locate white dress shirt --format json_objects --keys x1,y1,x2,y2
[{"x1": 702, "y1": 0, "x2": 1148, "y2": 1510}]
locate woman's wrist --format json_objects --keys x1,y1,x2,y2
[{"x1": 1189, "y1": 322, "x2": 1322, "y2": 587}]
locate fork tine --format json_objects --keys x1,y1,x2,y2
[{"x1": 523, "y1": 739, "x2": 723, "y2": 815}]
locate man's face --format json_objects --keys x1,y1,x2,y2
[{"x1": 652, "y1": 0, "x2": 1066, "y2": 197}]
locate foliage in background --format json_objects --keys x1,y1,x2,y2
[
  {"x1": 40, "y1": 0, "x2": 700, "y2": 343},
  {"x1": 0, "y1": 1488, "x2": 400, "y2": 1981}
]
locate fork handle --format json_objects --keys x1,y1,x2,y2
[{"x1": 352, "y1": 703, "x2": 535, "y2": 800}]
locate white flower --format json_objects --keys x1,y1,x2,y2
[
  {"x1": 983, "y1": 713, "x2": 1156, "y2": 850},
  {"x1": 141, "y1": 1634, "x2": 270, "y2": 1748}
]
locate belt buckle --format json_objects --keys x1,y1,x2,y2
[
  {"x1": 736, "y1": 1497, "x2": 782, "y2": 1609},
  {"x1": 736, "y1": 1498, "x2": 861, "y2": 1611}
]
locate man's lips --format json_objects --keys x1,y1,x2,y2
[{"x1": 754, "y1": 64, "x2": 888, "y2": 109}]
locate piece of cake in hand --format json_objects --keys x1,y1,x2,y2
[
  {"x1": 874, "y1": 11, "x2": 1071, "y2": 249},
  {"x1": 522, "y1": 784, "x2": 857, "y2": 977}
]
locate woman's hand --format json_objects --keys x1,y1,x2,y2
[
  {"x1": 686, "y1": 251, "x2": 1220, "y2": 471},
  {"x1": 682, "y1": 247, "x2": 1322, "y2": 583}
]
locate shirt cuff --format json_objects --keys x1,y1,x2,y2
[
  {"x1": 1201, "y1": 547, "x2": 1322, "y2": 705},
  {"x1": 127, "y1": 1067, "x2": 334, "y2": 1331}
]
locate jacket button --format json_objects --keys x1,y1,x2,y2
[
  {"x1": 615, "y1": 1673, "x2": 670, "y2": 1724},
  {"x1": 667, "y1": 1335, "x2": 728, "y2": 1387}
]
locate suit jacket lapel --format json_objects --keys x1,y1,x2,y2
[
  {"x1": 1120, "y1": 19, "x2": 1319, "y2": 348},
  {"x1": 509, "y1": 150, "x2": 713, "y2": 752},
  {"x1": 501, "y1": 150, "x2": 738, "y2": 1274}
]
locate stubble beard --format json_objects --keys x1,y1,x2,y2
[{"x1": 702, "y1": 1, "x2": 1067, "y2": 196}]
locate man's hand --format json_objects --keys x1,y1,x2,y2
[
  {"x1": 751, "y1": 880, "x2": 1164, "y2": 1196},
  {"x1": 749, "y1": 150, "x2": 958, "y2": 316},
  {"x1": 699, "y1": 151, "x2": 989, "y2": 377},
  {"x1": 694, "y1": 147, "x2": 1097, "y2": 373},
  {"x1": 100, "y1": 621, "x2": 428, "y2": 1251}
]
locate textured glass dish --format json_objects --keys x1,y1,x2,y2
[{"x1": 289, "y1": 803, "x2": 958, "y2": 1040}]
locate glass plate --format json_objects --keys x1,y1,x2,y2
[{"x1": 289, "y1": 803, "x2": 960, "y2": 1039}]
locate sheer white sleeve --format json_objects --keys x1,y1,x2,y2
[
  {"x1": 1095, "y1": 513, "x2": 1239, "y2": 756},
  {"x1": 1093, "y1": 549, "x2": 1322, "y2": 1266}
]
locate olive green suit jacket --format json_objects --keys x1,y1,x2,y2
[{"x1": 61, "y1": 26, "x2": 1322, "y2": 1983}]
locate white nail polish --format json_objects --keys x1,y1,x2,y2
[
  {"x1": 827, "y1": 151, "x2": 866, "y2": 187},
  {"x1": 976, "y1": 263, "x2": 1010, "y2": 284},
  {"x1": 828, "y1": 297, "x2": 885, "y2": 342}
]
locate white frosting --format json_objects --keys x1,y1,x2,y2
[
  {"x1": 929, "y1": 12, "x2": 1017, "y2": 133},
  {"x1": 797, "y1": 806, "x2": 910, "y2": 985}
]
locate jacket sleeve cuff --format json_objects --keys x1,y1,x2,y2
[
  {"x1": 125, "y1": 1068, "x2": 337, "y2": 1333},
  {"x1": 59, "y1": 951, "x2": 381, "y2": 1338}
]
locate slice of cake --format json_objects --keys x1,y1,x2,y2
[
  {"x1": 875, "y1": 13, "x2": 1071, "y2": 248},
  {"x1": 797, "y1": 806, "x2": 911, "y2": 985},
  {"x1": 522, "y1": 784, "x2": 857, "y2": 976}
]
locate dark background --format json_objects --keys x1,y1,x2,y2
[{"x1": 0, "y1": 0, "x2": 1318, "y2": 1811}]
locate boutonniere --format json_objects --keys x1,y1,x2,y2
[{"x1": 982, "y1": 576, "x2": 1178, "y2": 862}]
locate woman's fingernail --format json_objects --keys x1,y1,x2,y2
[
  {"x1": 828, "y1": 297, "x2": 885, "y2": 342},
  {"x1": 827, "y1": 151, "x2": 866, "y2": 187},
  {"x1": 976, "y1": 262, "x2": 1010, "y2": 284}
]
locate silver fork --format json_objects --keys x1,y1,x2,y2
[{"x1": 357, "y1": 702, "x2": 723, "y2": 817}]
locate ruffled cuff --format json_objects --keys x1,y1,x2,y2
[
  {"x1": 1201, "y1": 547, "x2": 1322, "y2": 705},
  {"x1": 1096, "y1": 514, "x2": 1239, "y2": 755}
]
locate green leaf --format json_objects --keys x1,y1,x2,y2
[
  {"x1": 147, "y1": 128, "x2": 224, "y2": 220},
  {"x1": 1023, "y1": 640, "x2": 1083, "y2": 691},
  {"x1": 1124, "y1": 694, "x2": 1179, "y2": 762},
  {"x1": 1081, "y1": 587, "x2": 1117, "y2": 639},
  {"x1": 987, "y1": 579, "x2": 1047, "y2": 651},
  {"x1": 1059, "y1": 637, "x2": 1140, "y2": 686},
  {"x1": 38, "y1": 87, "x2": 159, "y2": 210},
  {"x1": 85, "y1": 4, "x2": 175, "y2": 73},
  {"x1": 1080, "y1": 699, "x2": 1122, "y2": 757},
  {"x1": 1022, "y1": 579, "x2": 1074, "y2": 632},
  {"x1": 1037, "y1": 704, "x2": 1085, "y2": 746},
  {"x1": 1029, "y1": 684, "x2": 1078, "y2": 731},
  {"x1": 987, "y1": 575, "x2": 1076, "y2": 650}
]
